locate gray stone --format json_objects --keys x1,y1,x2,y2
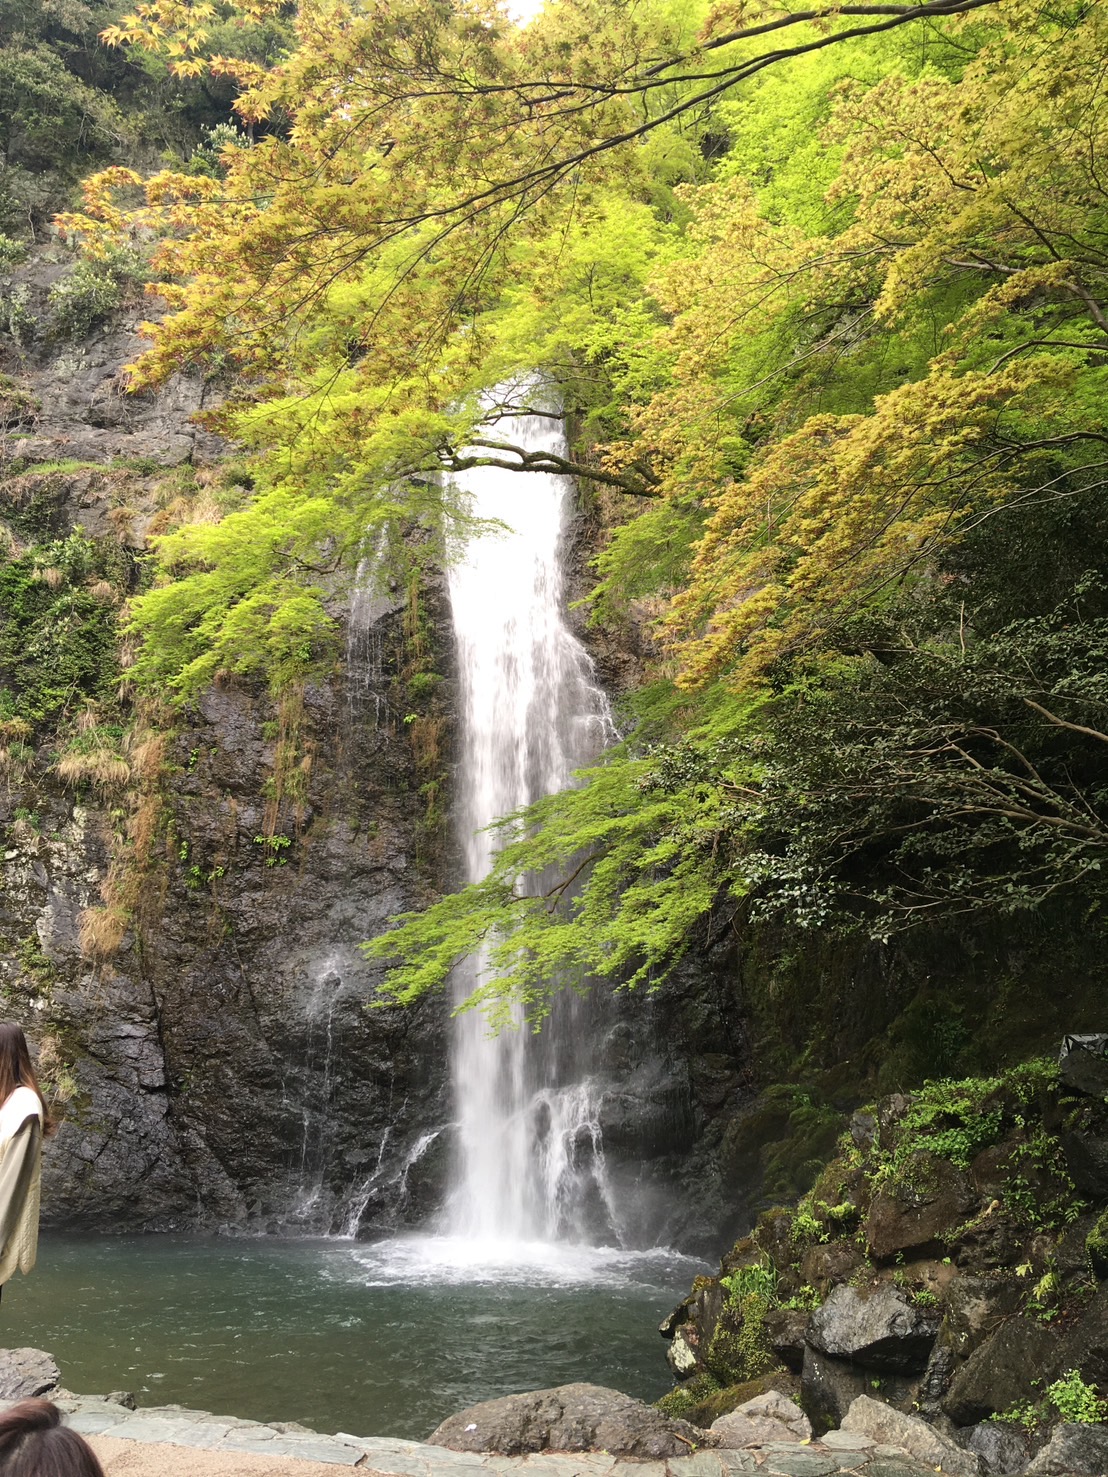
[
  {"x1": 711, "y1": 1390, "x2": 812, "y2": 1448},
  {"x1": 802, "y1": 1346, "x2": 872, "y2": 1432},
  {"x1": 954, "y1": 1420, "x2": 1031, "y2": 1475},
  {"x1": 759, "y1": 1452, "x2": 838, "y2": 1477},
  {"x1": 765, "y1": 1308, "x2": 809, "y2": 1373},
  {"x1": 1024, "y1": 1421, "x2": 1108, "y2": 1474},
  {"x1": 100, "y1": 1416, "x2": 229, "y2": 1447},
  {"x1": 270, "y1": 1437, "x2": 364, "y2": 1465},
  {"x1": 1059, "y1": 1128, "x2": 1108, "y2": 1199},
  {"x1": 427, "y1": 1383, "x2": 702, "y2": 1459},
  {"x1": 863, "y1": 1461, "x2": 937, "y2": 1477},
  {"x1": 841, "y1": 1397, "x2": 982, "y2": 1476},
  {"x1": 1059, "y1": 1035, "x2": 1108, "y2": 1097},
  {"x1": 715, "y1": 1453, "x2": 758, "y2": 1475},
  {"x1": 942, "y1": 1318, "x2": 1060, "y2": 1425},
  {"x1": 820, "y1": 1429, "x2": 875, "y2": 1450},
  {"x1": 809, "y1": 1285, "x2": 940, "y2": 1373},
  {"x1": 942, "y1": 1278, "x2": 1023, "y2": 1361},
  {"x1": 0, "y1": 1347, "x2": 60, "y2": 1400},
  {"x1": 667, "y1": 1454, "x2": 728, "y2": 1477},
  {"x1": 65, "y1": 1410, "x2": 133, "y2": 1436}
]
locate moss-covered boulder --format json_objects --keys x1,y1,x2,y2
[{"x1": 659, "y1": 1056, "x2": 1108, "y2": 1449}]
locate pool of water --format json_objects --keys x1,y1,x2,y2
[{"x1": 0, "y1": 1234, "x2": 703, "y2": 1439}]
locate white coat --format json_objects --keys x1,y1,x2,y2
[{"x1": 0, "y1": 1085, "x2": 43, "y2": 1286}]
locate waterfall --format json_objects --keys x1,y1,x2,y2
[{"x1": 445, "y1": 404, "x2": 616, "y2": 1245}]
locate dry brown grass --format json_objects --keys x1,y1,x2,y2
[
  {"x1": 106, "y1": 505, "x2": 135, "y2": 535},
  {"x1": 409, "y1": 713, "x2": 445, "y2": 772},
  {"x1": 36, "y1": 1033, "x2": 78, "y2": 1107},
  {"x1": 78, "y1": 904, "x2": 127, "y2": 961},
  {"x1": 56, "y1": 749, "x2": 131, "y2": 790},
  {"x1": 127, "y1": 791, "x2": 162, "y2": 858},
  {"x1": 189, "y1": 492, "x2": 222, "y2": 525},
  {"x1": 129, "y1": 731, "x2": 167, "y2": 782}
]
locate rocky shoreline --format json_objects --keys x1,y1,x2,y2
[
  {"x1": 653, "y1": 1046, "x2": 1108, "y2": 1477},
  {"x1": 0, "y1": 1337, "x2": 1099, "y2": 1476},
  {"x1": 0, "y1": 1369, "x2": 1027, "y2": 1477}
]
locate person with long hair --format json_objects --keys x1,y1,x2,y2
[
  {"x1": 0, "y1": 1023, "x2": 53, "y2": 1300},
  {"x1": 0, "y1": 1399, "x2": 104, "y2": 1476}
]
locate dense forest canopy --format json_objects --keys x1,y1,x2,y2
[{"x1": 31, "y1": 0, "x2": 1108, "y2": 1033}]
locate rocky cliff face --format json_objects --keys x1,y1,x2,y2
[
  {"x1": 0, "y1": 252, "x2": 754, "y2": 1246},
  {"x1": 1, "y1": 254, "x2": 455, "y2": 1232}
]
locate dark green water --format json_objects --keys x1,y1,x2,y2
[{"x1": 0, "y1": 1234, "x2": 703, "y2": 1440}]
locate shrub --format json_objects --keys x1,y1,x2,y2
[
  {"x1": 1047, "y1": 1370, "x2": 1107, "y2": 1424},
  {"x1": 3, "y1": 284, "x2": 36, "y2": 345},
  {"x1": 46, "y1": 247, "x2": 146, "y2": 339},
  {"x1": 0, "y1": 234, "x2": 28, "y2": 266}
]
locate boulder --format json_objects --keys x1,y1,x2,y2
[
  {"x1": 801, "y1": 1346, "x2": 924, "y2": 1433},
  {"x1": 942, "y1": 1277, "x2": 1023, "y2": 1360},
  {"x1": 426, "y1": 1382, "x2": 704, "y2": 1458},
  {"x1": 942, "y1": 1318, "x2": 1060, "y2": 1425},
  {"x1": 801, "y1": 1346, "x2": 872, "y2": 1433},
  {"x1": 1060, "y1": 1128, "x2": 1108, "y2": 1199},
  {"x1": 1057, "y1": 1286, "x2": 1108, "y2": 1388},
  {"x1": 765, "y1": 1307, "x2": 808, "y2": 1373},
  {"x1": 0, "y1": 1348, "x2": 60, "y2": 1400},
  {"x1": 877, "y1": 1094, "x2": 912, "y2": 1150},
  {"x1": 667, "y1": 1326, "x2": 701, "y2": 1377},
  {"x1": 1025, "y1": 1421, "x2": 1108, "y2": 1474},
  {"x1": 866, "y1": 1155, "x2": 974, "y2": 1260},
  {"x1": 801, "y1": 1241, "x2": 865, "y2": 1295},
  {"x1": 808, "y1": 1284, "x2": 940, "y2": 1372},
  {"x1": 916, "y1": 1342, "x2": 957, "y2": 1414},
  {"x1": 955, "y1": 1420, "x2": 1033, "y2": 1475},
  {"x1": 840, "y1": 1396, "x2": 982, "y2": 1476},
  {"x1": 1049, "y1": 1215, "x2": 1096, "y2": 1288},
  {"x1": 1059, "y1": 1035, "x2": 1108, "y2": 1097},
  {"x1": 850, "y1": 1109, "x2": 878, "y2": 1153},
  {"x1": 711, "y1": 1389, "x2": 812, "y2": 1447}
]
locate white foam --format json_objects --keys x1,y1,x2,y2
[{"x1": 326, "y1": 1234, "x2": 702, "y2": 1291}]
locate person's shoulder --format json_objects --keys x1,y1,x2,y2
[{"x1": 0, "y1": 1087, "x2": 42, "y2": 1134}]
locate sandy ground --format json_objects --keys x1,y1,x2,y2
[{"x1": 88, "y1": 1435, "x2": 373, "y2": 1475}]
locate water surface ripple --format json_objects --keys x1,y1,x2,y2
[{"x1": 3, "y1": 1234, "x2": 703, "y2": 1438}]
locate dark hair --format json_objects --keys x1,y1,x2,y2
[
  {"x1": 0, "y1": 1400, "x2": 105, "y2": 1476},
  {"x1": 0, "y1": 1023, "x2": 54, "y2": 1137}
]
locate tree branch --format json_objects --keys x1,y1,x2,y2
[{"x1": 443, "y1": 438, "x2": 659, "y2": 497}]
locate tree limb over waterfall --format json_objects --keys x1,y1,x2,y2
[{"x1": 443, "y1": 440, "x2": 658, "y2": 498}]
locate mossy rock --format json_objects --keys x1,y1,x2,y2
[
  {"x1": 655, "y1": 1370, "x2": 799, "y2": 1428},
  {"x1": 705, "y1": 1292, "x2": 778, "y2": 1385}
]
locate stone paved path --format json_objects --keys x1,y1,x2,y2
[{"x1": 52, "y1": 1397, "x2": 940, "y2": 1476}]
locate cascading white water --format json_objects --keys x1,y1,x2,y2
[{"x1": 446, "y1": 404, "x2": 615, "y2": 1245}]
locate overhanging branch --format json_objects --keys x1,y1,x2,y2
[{"x1": 442, "y1": 437, "x2": 659, "y2": 497}]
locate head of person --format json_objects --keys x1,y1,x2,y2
[
  {"x1": 0, "y1": 1400, "x2": 105, "y2": 1476},
  {"x1": 0, "y1": 1023, "x2": 54, "y2": 1135}
]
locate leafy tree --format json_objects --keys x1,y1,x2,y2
[{"x1": 46, "y1": 0, "x2": 1108, "y2": 1030}]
